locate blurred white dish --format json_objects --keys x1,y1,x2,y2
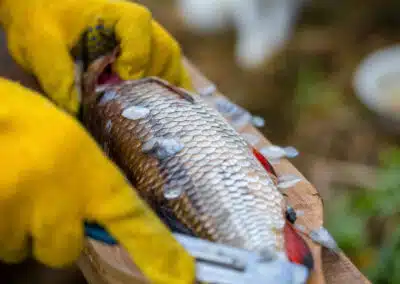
[{"x1": 353, "y1": 45, "x2": 400, "y2": 126}]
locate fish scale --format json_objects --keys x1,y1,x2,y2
[{"x1": 82, "y1": 75, "x2": 286, "y2": 255}]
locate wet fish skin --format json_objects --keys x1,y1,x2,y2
[{"x1": 82, "y1": 75, "x2": 286, "y2": 255}]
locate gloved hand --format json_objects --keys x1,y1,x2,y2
[
  {"x1": 0, "y1": 0, "x2": 193, "y2": 115},
  {"x1": 0, "y1": 78, "x2": 195, "y2": 284}
]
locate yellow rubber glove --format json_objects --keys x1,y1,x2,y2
[
  {"x1": 0, "y1": 78, "x2": 195, "y2": 284},
  {"x1": 0, "y1": 0, "x2": 193, "y2": 115}
]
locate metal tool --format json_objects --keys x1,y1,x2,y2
[
  {"x1": 84, "y1": 223, "x2": 308, "y2": 284},
  {"x1": 174, "y1": 233, "x2": 308, "y2": 284}
]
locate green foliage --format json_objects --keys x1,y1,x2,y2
[
  {"x1": 293, "y1": 65, "x2": 342, "y2": 117},
  {"x1": 357, "y1": 147, "x2": 400, "y2": 211},
  {"x1": 365, "y1": 147, "x2": 400, "y2": 284},
  {"x1": 325, "y1": 147, "x2": 400, "y2": 283},
  {"x1": 325, "y1": 192, "x2": 368, "y2": 255},
  {"x1": 368, "y1": 226, "x2": 400, "y2": 284}
]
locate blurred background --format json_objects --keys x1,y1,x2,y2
[
  {"x1": 3, "y1": 0, "x2": 399, "y2": 283},
  {"x1": 138, "y1": 0, "x2": 399, "y2": 283}
]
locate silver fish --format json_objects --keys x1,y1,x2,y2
[{"x1": 81, "y1": 52, "x2": 288, "y2": 256}]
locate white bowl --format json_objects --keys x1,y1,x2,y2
[{"x1": 353, "y1": 45, "x2": 400, "y2": 126}]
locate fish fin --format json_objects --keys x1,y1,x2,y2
[
  {"x1": 284, "y1": 221, "x2": 314, "y2": 270},
  {"x1": 148, "y1": 77, "x2": 196, "y2": 103},
  {"x1": 252, "y1": 147, "x2": 277, "y2": 177}
]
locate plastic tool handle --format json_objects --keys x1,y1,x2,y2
[{"x1": 84, "y1": 222, "x2": 118, "y2": 245}]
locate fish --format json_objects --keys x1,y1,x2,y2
[{"x1": 79, "y1": 48, "x2": 313, "y2": 273}]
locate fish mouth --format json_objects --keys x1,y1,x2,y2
[{"x1": 80, "y1": 47, "x2": 123, "y2": 101}]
